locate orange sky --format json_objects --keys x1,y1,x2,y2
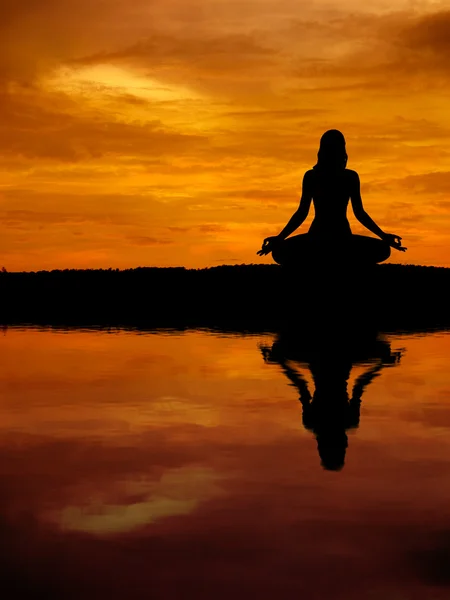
[{"x1": 1, "y1": 0, "x2": 450, "y2": 270}]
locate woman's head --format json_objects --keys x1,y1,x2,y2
[{"x1": 314, "y1": 129, "x2": 348, "y2": 171}]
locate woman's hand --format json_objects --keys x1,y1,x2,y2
[
  {"x1": 382, "y1": 233, "x2": 407, "y2": 252},
  {"x1": 257, "y1": 236, "x2": 282, "y2": 256}
]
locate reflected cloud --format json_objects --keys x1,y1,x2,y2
[{"x1": 47, "y1": 467, "x2": 223, "y2": 534}]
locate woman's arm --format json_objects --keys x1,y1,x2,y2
[
  {"x1": 257, "y1": 171, "x2": 313, "y2": 255},
  {"x1": 277, "y1": 170, "x2": 313, "y2": 240},
  {"x1": 350, "y1": 171, "x2": 386, "y2": 238},
  {"x1": 350, "y1": 171, "x2": 407, "y2": 251}
]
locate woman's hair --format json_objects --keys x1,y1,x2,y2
[{"x1": 313, "y1": 129, "x2": 348, "y2": 171}]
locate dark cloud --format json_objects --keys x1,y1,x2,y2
[
  {"x1": 223, "y1": 108, "x2": 328, "y2": 119},
  {"x1": 0, "y1": 88, "x2": 208, "y2": 161},
  {"x1": 397, "y1": 172, "x2": 450, "y2": 194},
  {"x1": 402, "y1": 10, "x2": 450, "y2": 62},
  {"x1": 68, "y1": 31, "x2": 281, "y2": 101},
  {"x1": 225, "y1": 188, "x2": 297, "y2": 199},
  {"x1": 197, "y1": 224, "x2": 229, "y2": 233},
  {"x1": 72, "y1": 32, "x2": 275, "y2": 71},
  {"x1": 280, "y1": 10, "x2": 450, "y2": 91},
  {"x1": 0, "y1": 0, "x2": 121, "y2": 82},
  {"x1": 128, "y1": 235, "x2": 173, "y2": 245},
  {"x1": 0, "y1": 189, "x2": 168, "y2": 228}
]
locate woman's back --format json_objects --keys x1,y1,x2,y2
[{"x1": 308, "y1": 167, "x2": 354, "y2": 239}]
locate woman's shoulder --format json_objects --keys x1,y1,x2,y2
[
  {"x1": 344, "y1": 168, "x2": 359, "y2": 179},
  {"x1": 302, "y1": 169, "x2": 316, "y2": 186}
]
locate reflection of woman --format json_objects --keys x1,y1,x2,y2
[
  {"x1": 257, "y1": 130, "x2": 406, "y2": 267},
  {"x1": 261, "y1": 332, "x2": 402, "y2": 471}
]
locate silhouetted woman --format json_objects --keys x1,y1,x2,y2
[{"x1": 257, "y1": 130, "x2": 406, "y2": 267}]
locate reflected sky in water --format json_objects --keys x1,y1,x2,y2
[{"x1": 1, "y1": 327, "x2": 450, "y2": 599}]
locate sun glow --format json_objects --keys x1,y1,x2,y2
[{"x1": 46, "y1": 64, "x2": 201, "y2": 102}]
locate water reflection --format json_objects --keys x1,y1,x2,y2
[
  {"x1": 2, "y1": 327, "x2": 450, "y2": 598},
  {"x1": 261, "y1": 328, "x2": 402, "y2": 470}
]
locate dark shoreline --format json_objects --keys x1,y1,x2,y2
[{"x1": 0, "y1": 263, "x2": 448, "y2": 332}]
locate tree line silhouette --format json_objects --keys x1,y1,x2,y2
[{"x1": 0, "y1": 263, "x2": 448, "y2": 331}]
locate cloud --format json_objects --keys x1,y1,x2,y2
[
  {"x1": 401, "y1": 10, "x2": 450, "y2": 67},
  {"x1": 72, "y1": 32, "x2": 275, "y2": 72},
  {"x1": 382, "y1": 171, "x2": 450, "y2": 195},
  {"x1": 127, "y1": 236, "x2": 173, "y2": 246},
  {"x1": 273, "y1": 10, "x2": 450, "y2": 93},
  {"x1": 51, "y1": 7, "x2": 450, "y2": 111},
  {"x1": 0, "y1": 0, "x2": 117, "y2": 83},
  {"x1": 197, "y1": 224, "x2": 229, "y2": 233},
  {"x1": 0, "y1": 190, "x2": 166, "y2": 224},
  {"x1": 222, "y1": 108, "x2": 328, "y2": 119},
  {"x1": 0, "y1": 86, "x2": 208, "y2": 161},
  {"x1": 398, "y1": 171, "x2": 450, "y2": 194}
]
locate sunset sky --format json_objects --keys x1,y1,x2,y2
[{"x1": 1, "y1": 0, "x2": 450, "y2": 270}]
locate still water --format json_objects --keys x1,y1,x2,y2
[{"x1": 1, "y1": 327, "x2": 450, "y2": 599}]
